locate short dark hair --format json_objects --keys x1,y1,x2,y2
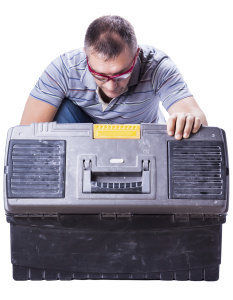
[{"x1": 84, "y1": 15, "x2": 137, "y2": 59}]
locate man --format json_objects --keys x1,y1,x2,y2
[{"x1": 20, "y1": 15, "x2": 207, "y2": 140}]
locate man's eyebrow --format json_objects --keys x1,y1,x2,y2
[
  {"x1": 98, "y1": 65, "x2": 130, "y2": 76},
  {"x1": 113, "y1": 68, "x2": 128, "y2": 75}
]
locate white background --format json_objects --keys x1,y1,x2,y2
[{"x1": 0, "y1": 0, "x2": 232, "y2": 298}]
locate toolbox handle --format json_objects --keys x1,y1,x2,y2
[
  {"x1": 90, "y1": 180, "x2": 143, "y2": 193},
  {"x1": 83, "y1": 160, "x2": 150, "y2": 194}
]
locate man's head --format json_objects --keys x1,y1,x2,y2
[
  {"x1": 84, "y1": 15, "x2": 138, "y2": 59},
  {"x1": 84, "y1": 15, "x2": 139, "y2": 100}
]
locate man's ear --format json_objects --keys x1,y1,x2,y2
[{"x1": 83, "y1": 48, "x2": 86, "y2": 54}]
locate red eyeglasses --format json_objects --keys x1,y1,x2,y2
[{"x1": 86, "y1": 53, "x2": 138, "y2": 83}]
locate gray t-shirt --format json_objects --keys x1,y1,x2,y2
[{"x1": 30, "y1": 45, "x2": 192, "y2": 124}]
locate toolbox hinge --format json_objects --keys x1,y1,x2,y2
[{"x1": 100, "y1": 213, "x2": 132, "y2": 220}]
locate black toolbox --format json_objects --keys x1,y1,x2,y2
[{"x1": 3, "y1": 123, "x2": 229, "y2": 281}]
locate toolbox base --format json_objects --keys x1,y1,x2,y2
[
  {"x1": 9, "y1": 214, "x2": 223, "y2": 281},
  {"x1": 13, "y1": 265, "x2": 219, "y2": 281}
]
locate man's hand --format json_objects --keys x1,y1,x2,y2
[
  {"x1": 167, "y1": 96, "x2": 208, "y2": 140},
  {"x1": 167, "y1": 112, "x2": 202, "y2": 140}
]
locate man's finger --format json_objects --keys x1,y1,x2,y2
[
  {"x1": 183, "y1": 115, "x2": 195, "y2": 138},
  {"x1": 167, "y1": 113, "x2": 177, "y2": 136},
  {"x1": 174, "y1": 113, "x2": 187, "y2": 140},
  {"x1": 192, "y1": 116, "x2": 202, "y2": 133}
]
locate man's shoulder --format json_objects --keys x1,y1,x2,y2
[
  {"x1": 139, "y1": 45, "x2": 169, "y2": 64},
  {"x1": 49, "y1": 48, "x2": 87, "y2": 78},
  {"x1": 59, "y1": 48, "x2": 86, "y2": 66}
]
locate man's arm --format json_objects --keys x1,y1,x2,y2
[
  {"x1": 20, "y1": 96, "x2": 58, "y2": 125},
  {"x1": 167, "y1": 96, "x2": 208, "y2": 140}
]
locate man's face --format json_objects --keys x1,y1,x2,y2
[{"x1": 86, "y1": 48, "x2": 136, "y2": 99}]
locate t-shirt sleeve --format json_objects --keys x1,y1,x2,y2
[
  {"x1": 152, "y1": 57, "x2": 193, "y2": 111},
  {"x1": 30, "y1": 55, "x2": 69, "y2": 108}
]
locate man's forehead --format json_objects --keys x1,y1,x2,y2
[
  {"x1": 87, "y1": 46, "x2": 132, "y2": 61},
  {"x1": 87, "y1": 49, "x2": 134, "y2": 75}
]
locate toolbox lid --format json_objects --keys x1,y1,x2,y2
[{"x1": 3, "y1": 123, "x2": 229, "y2": 215}]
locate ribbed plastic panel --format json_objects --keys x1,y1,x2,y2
[
  {"x1": 91, "y1": 181, "x2": 142, "y2": 193},
  {"x1": 12, "y1": 265, "x2": 220, "y2": 281},
  {"x1": 168, "y1": 141, "x2": 226, "y2": 199},
  {"x1": 6, "y1": 140, "x2": 66, "y2": 198}
]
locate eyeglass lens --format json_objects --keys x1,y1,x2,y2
[{"x1": 93, "y1": 72, "x2": 132, "y2": 82}]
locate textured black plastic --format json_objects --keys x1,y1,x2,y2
[
  {"x1": 8, "y1": 214, "x2": 224, "y2": 281},
  {"x1": 6, "y1": 140, "x2": 66, "y2": 198},
  {"x1": 168, "y1": 141, "x2": 226, "y2": 199}
]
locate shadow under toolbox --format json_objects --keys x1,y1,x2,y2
[{"x1": 3, "y1": 123, "x2": 229, "y2": 281}]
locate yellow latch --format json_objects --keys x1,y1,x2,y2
[{"x1": 93, "y1": 124, "x2": 140, "y2": 139}]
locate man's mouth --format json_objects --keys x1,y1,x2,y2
[{"x1": 104, "y1": 89, "x2": 119, "y2": 96}]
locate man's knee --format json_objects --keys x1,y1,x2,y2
[{"x1": 54, "y1": 99, "x2": 93, "y2": 123}]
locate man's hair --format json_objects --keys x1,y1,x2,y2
[{"x1": 84, "y1": 15, "x2": 137, "y2": 59}]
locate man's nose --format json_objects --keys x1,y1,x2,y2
[{"x1": 104, "y1": 79, "x2": 118, "y2": 90}]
